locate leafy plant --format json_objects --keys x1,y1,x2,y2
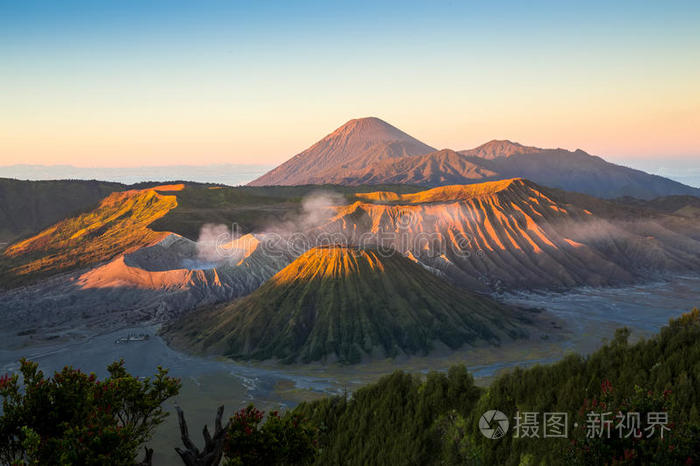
[
  {"x1": 0, "y1": 359, "x2": 181, "y2": 465},
  {"x1": 222, "y1": 405, "x2": 317, "y2": 466}
]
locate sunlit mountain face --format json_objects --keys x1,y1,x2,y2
[
  {"x1": 2, "y1": 185, "x2": 183, "y2": 285},
  {"x1": 3, "y1": 177, "x2": 698, "y2": 348}
]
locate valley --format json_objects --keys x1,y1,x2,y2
[
  {"x1": 1, "y1": 176, "x2": 698, "y2": 464},
  {"x1": 0, "y1": 275, "x2": 697, "y2": 464}
]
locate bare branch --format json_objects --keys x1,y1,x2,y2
[{"x1": 174, "y1": 405, "x2": 227, "y2": 466}]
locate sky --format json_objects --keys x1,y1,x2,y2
[{"x1": 1, "y1": 0, "x2": 699, "y2": 168}]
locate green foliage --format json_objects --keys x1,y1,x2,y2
[
  {"x1": 222, "y1": 405, "x2": 317, "y2": 466},
  {"x1": 0, "y1": 359, "x2": 181, "y2": 465},
  {"x1": 295, "y1": 365, "x2": 481, "y2": 465},
  {"x1": 566, "y1": 382, "x2": 700, "y2": 464},
  {"x1": 294, "y1": 309, "x2": 700, "y2": 465}
]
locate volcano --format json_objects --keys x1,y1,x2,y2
[
  {"x1": 248, "y1": 117, "x2": 435, "y2": 186},
  {"x1": 163, "y1": 246, "x2": 531, "y2": 364}
]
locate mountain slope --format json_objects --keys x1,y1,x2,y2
[
  {"x1": 0, "y1": 178, "x2": 125, "y2": 245},
  {"x1": 248, "y1": 117, "x2": 435, "y2": 186},
  {"x1": 461, "y1": 141, "x2": 700, "y2": 199},
  {"x1": 343, "y1": 140, "x2": 700, "y2": 199},
  {"x1": 0, "y1": 184, "x2": 183, "y2": 287},
  {"x1": 163, "y1": 246, "x2": 531, "y2": 364},
  {"x1": 332, "y1": 149, "x2": 498, "y2": 186},
  {"x1": 317, "y1": 179, "x2": 700, "y2": 291},
  {"x1": 0, "y1": 232, "x2": 292, "y2": 338}
]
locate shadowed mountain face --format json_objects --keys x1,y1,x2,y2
[
  {"x1": 248, "y1": 117, "x2": 435, "y2": 186},
  {"x1": 613, "y1": 195, "x2": 700, "y2": 218},
  {"x1": 162, "y1": 246, "x2": 532, "y2": 364},
  {"x1": 248, "y1": 118, "x2": 700, "y2": 199},
  {"x1": 460, "y1": 142, "x2": 700, "y2": 200},
  {"x1": 330, "y1": 149, "x2": 498, "y2": 186}
]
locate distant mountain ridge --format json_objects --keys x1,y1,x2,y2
[
  {"x1": 1, "y1": 164, "x2": 272, "y2": 186},
  {"x1": 249, "y1": 118, "x2": 700, "y2": 200}
]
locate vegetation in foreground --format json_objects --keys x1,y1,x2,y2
[
  {"x1": 295, "y1": 308, "x2": 700, "y2": 465},
  {"x1": 0, "y1": 361, "x2": 317, "y2": 466},
  {"x1": 0, "y1": 360, "x2": 180, "y2": 465},
  {"x1": 2, "y1": 309, "x2": 699, "y2": 464}
]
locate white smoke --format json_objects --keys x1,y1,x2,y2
[
  {"x1": 299, "y1": 191, "x2": 345, "y2": 229},
  {"x1": 261, "y1": 191, "x2": 345, "y2": 236},
  {"x1": 188, "y1": 192, "x2": 345, "y2": 267},
  {"x1": 195, "y1": 223, "x2": 236, "y2": 263}
]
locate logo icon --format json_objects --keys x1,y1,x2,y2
[{"x1": 479, "y1": 410, "x2": 509, "y2": 439}]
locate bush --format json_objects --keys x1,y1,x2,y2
[
  {"x1": 0, "y1": 359, "x2": 180, "y2": 465},
  {"x1": 223, "y1": 405, "x2": 317, "y2": 466}
]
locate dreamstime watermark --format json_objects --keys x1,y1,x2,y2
[{"x1": 187, "y1": 222, "x2": 485, "y2": 261}]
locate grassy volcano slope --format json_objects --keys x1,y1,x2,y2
[
  {"x1": 164, "y1": 246, "x2": 530, "y2": 364},
  {"x1": 0, "y1": 178, "x2": 125, "y2": 245},
  {"x1": 0, "y1": 185, "x2": 181, "y2": 288}
]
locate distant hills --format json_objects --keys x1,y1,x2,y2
[
  {"x1": 163, "y1": 246, "x2": 531, "y2": 364},
  {"x1": 1, "y1": 164, "x2": 272, "y2": 186},
  {"x1": 249, "y1": 117, "x2": 700, "y2": 200}
]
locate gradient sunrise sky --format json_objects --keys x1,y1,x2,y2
[{"x1": 1, "y1": 0, "x2": 699, "y2": 167}]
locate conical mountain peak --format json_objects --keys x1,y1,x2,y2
[
  {"x1": 165, "y1": 245, "x2": 527, "y2": 363},
  {"x1": 248, "y1": 118, "x2": 435, "y2": 186},
  {"x1": 326, "y1": 117, "x2": 417, "y2": 143}
]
